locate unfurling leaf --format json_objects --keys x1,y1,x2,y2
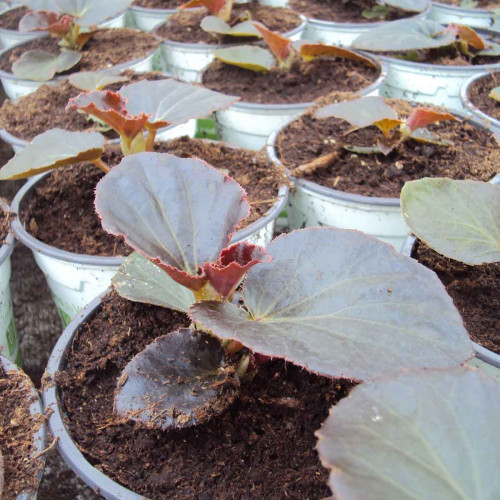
[
  {"x1": 189, "y1": 228, "x2": 473, "y2": 381},
  {"x1": 374, "y1": 118, "x2": 403, "y2": 138},
  {"x1": 401, "y1": 178, "x2": 500, "y2": 265},
  {"x1": 405, "y1": 107, "x2": 459, "y2": 132},
  {"x1": 446, "y1": 23, "x2": 486, "y2": 50},
  {"x1": 299, "y1": 43, "x2": 377, "y2": 68},
  {"x1": 12, "y1": 49, "x2": 81, "y2": 81},
  {"x1": 0, "y1": 129, "x2": 104, "y2": 180},
  {"x1": 95, "y1": 153, "x2": 250, "y2": 292},
  {"x1": 489, "y1": 86, "x2": 500, "y2": 102},
  {"x1": 253, "y1": 22, "x2": 292, "y2": 65},
  {"x1": 115, "y1": 329, "x2": 239, "y2": 430},
  {"x1": 213, "y1": 45, "x2": 275, "y2": 72},
  {"x1": 18, "y1": 10, "x2": 71, "y2": 34},
  {"x1": 316, "y1": 368, "x2": 500, "y2": 500},
  {"x1": 201, "y1": 16, "x2": 261, "y2": 37},
  {"x1": 68, "y1": 71, "x2": 130, "y2": 91},
  {"x1": 66, "y1": 90, "x2": 150, "y2": 140}
]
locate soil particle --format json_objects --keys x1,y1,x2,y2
[
  {"x1": 0, "y1": 201, "x2": 10, "y2": 243},
  {"x1": 156, "y1": 2, "x2": 302, "y2": 43},
  {"x1": 413, "y1": 240, "x2": 500, "y2": 354},
  {"x1": 277, "y1": 96, "x2": 500, "y2": 197},
  {"x1": 58, "y1": 291, "x2": 354, "y2": 499},
  {"x1": 0, "y1": 28, "x2": 159, "y2": 74},
  {"x1": 467, "y1": 72, "x2": 500, "y2": 121},
  {"x1": 202, "y1": 57, "x2": 380, "y2": 104},
  {"x1": 0, "y1": 6, "x2": 29, "y2": 30},
  {"x1": 0, "y1": 364, "x2": 44, "y2": 500}
]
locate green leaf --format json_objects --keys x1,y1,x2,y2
[
  {"x1": 51, "y1": 0, "x2": 133, "y2": 26},
  {"x1": 353, "y1": 19, "x2": 456, "y2": 52},
  {"x1": 489, "y1": 86, "x2": 500, "y2": 102},
  {"x1": 316, "y1": 368, "x2": 500, "y2": 500},
  {"x1": 112, "y1": 252, "x2": 195, "y2": 312},
  {"x1": 362, "y1": 5, "x2": 390, "y2": 20},
  {"x1": 382, "y1": 0, "x2": 430, "y2": 12},
  {"x1": 201, "y1": 16, "x2": 262, "y2": 37},
  {"x1": 115, "y1": 329, "x2": 239, "y2": 430},
  {"x1": 461, "y1": 0, "x2": 478, "y2": 8},
  {"x1": 68, "y1": 71, "x2": 129, "y2": 91},
  {"x1": 213, "y1": 45, "x2": 275, "y2": 72},
  {"x1": 119, "y1": 79, "x2": 238, "y2": 130},
  {"x1": 401, "y1": 178, "x2": 500, "y2": 265},
  {"x1": 12, "y1": 49, "x2": 81, "y2": 81},
  {"x1": 189, "y1": 228, "x2": 473, "y2": 381},
  {"x1": 0, "y1": 129, "x2": 104, "y2": 180}
]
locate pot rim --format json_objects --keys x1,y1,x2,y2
[
  {"x1": 0, "y1": 354, "x2": 47, "y2": 500},
  {"x1": 401, "y1": 234, "x2": 500, "y2": 369},
  {"x1": 265, "y1": 110, "x2": 498, "y2": 207},
  {"x1": 459, "y1": 70, "x2": 500, "y2": 129},
  {"x1": 431, "y1": 1, "x2": 494, "y2": 15},
  {"x1": 0, "y1": 197, "x2": 15, "y2": 266}
]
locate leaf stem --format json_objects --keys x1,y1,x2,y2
[
  {"x1": 145, "y1": 128, "x2": 157, "y2": 151},
  {"x1": 92, "y1": 157, "x2": 111, "y2": 174}
]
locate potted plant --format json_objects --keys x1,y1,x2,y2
[
  {"x1": 129, "y1": 0, "x2": 191, "y2": 31},
  {"x1": 154, "y1": 0, "x2": 306, "y2": 82},
  {"x1": 0, "y1": 4, "x2": 46, "y2": 50},
  {"x1": 201, "y1": 23, "x2": 386, "y2": 149},
  {"x1": 0, "y1": 0, "x2": 159, "y2": 100},
  {"x1": 0, "y1": 78, "x2": 242, "y2": 324},
  {"x1": 429, "y1": 0, "x2": 499, "y2": 31},
  {"x1": 400, "y1": 177, "x2": 500, "y2": 367},
  {"x1": 0, "y1": 353, "x2": 47, "y2": 499},
  {"x1": 0, "y1": 198, "x2": 19, "y2": 365},
  {"x1": 460, "y1": 70, "x2": 500, "y2": 130},
  {"x1": 42, "y1": 151, "x2": 484, "y2": 497},
  {"x1": 352, "y1": 18, "x2": 500, "y2": 111},
  {"x1": 266, "y1": 94, "x2": 499, "y2": 248}
]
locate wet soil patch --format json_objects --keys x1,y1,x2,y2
[
  {"x1": 467, "y1": 72, "x2": 500, "y2": 120},
  {"x1": 0, "y1": 202, "x2": 10, "y2": 244},
  {"x1": 289, "y1": 0, "x2": 413, "y2": 22},
  {"x1": 0, "y1": 6, "x2": 29, "y2": 30},
  {"x1": 58, "y1": 291, "x2": 354, "y2": 499},
  {"x1": 0, "y1": 71, "x2": 167, "y2": 141},
  {"x1": 202, "y1": 57, "x2": 379, "y2": 104},
  {"x1": 156, "y1": 2, "x2": 302, "y2": 44},
  {"x1": 277, "y1": 99, "x2": 499, "y2": 197},
  {"x1": 0, "y1": 364, "x2": 44, "y2": 500},
  {"x1": 134, "y1": 0, "x2": 183, "y2": 8},
  {"x1": 0, "y1": 28, "x2": 158, "y2": 74},
  {"x1": 413, "y1": 240, "x2": 500, "y2": 354}
]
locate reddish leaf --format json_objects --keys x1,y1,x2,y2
[
  {"x1": 180, "y1": 0, "x2": 227, "y2": 15},
  {"x1": 253, "y1": 22, "x2": 292, "y2": 64},
  {"x1": 405, "y1": 107, "x2": 459, "y2": 133},
  {"x1": 446, "y1": 23, "x2": 486, "y2": 50},
  {"x1": 75, "y1": 30, "x2": 97, "y2": 50},
  {"x1": 19, "y1": 11, "x2": 71, "y2": 35},
  {"x1": 66, "y1": 90, "x2": 150, "y2": 140},
  {"x1": 154, "y1": 259, "x2": 208, "y2": 292},
  {"x1": 203, "y1": 242, "x2": 271, "y2": 298},
  {"x1": 299, "y1": 43, "x2": 377, "y2": 68}
]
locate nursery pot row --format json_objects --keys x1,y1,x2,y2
[{"x1": 428, "y1": 1, "x2": 499, "y2": 31}]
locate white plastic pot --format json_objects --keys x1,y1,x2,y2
[
  {"x1": 0, "y1": 199, "x2": 19, "y2": 365},
  {"x1": 429, "y1": 2, "x2": 498, "y2": 31},
  {"x1": 129, "y1": 4, "x2": 178, "y2": 31},
  {"x1": 1, "y1": 354, "x2": 47, "y2": 499},
  {"x1": 400, "y1": 233, "x2": 500, "y2": 368},
  {"x1": 459, "y1": 71, "x2": 500, "y2": 131},
  {"x1": 212, "y1": 55, "x2": 387, "y2": 150},
  {"x1": 156, "y1": 15, "x2": 306, "y2": 83},
  {"x1": 0, "y1": 6, "x2": 46, "y2": 51}
]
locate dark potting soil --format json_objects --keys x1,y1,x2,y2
[
  {"x1": 277, "y1": 98, "x2": 499, "y2": 197},
  {"x1": 467, "y1": 72, "x2": 500, "y2": 120},
  {"x1": 58, "y1": 291, "x2": 354, "y2": 499},
  {"x1": 156, "y1": 3, "x2": 302, "y2": 44},
  {"x1": 436, "y1": 0, "x2": 495, "y2": 7},
  {"x1": 0, "y1": 6, "x2": 29, "y2": 30},
  {"x1": 0, "y1": 28, "x2": 159, "y2": 74},
  {"x1": 21, "y1": 139, "x2": 283, "y2": 254},
  {"x1": 133, "y1": 0, "x2": 183, "y2": 8},
  {"x1": 413, "y1": 240, "x2": 500, "y2": 354},
  {"x1": 0, "y1": 364, "x2": 45, "y2": 500},
  {"x1": 289, "y1": 0, "x2": 413, "y2": 22},
  {"x1": 202, "y1": 57, "x2": 379, "y2": 104},
  {"x1": 0, "y1": 71, "x2": 167, "y2": 141},
  {"x1": 0, "y1": 202, "x2": 10, "y2": 244}
]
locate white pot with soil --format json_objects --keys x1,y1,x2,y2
[{"x1": 428, "y1": 1, "x2": 498, "y2": 31}]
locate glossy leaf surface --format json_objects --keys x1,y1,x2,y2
[
  {"x1": 316, "y1": 368, "x2": 500, "y2": 500},
  {"x1": 12, "y1": 49, "x2": 81, "y2": 81},
  {"x1": 254, "y1": 22, "x2": 292, "y2": 64},
  {"x1": 213, "y1": 45, "x2": 275, "y2": 72},
  {"x1": 300, "y1": 43, "x2": 376, "y2": 67},
  {"x1": 68, "y1": 71, "x2": 129, "y2": 91},
  {"x1": 52, "y1": 0, "x2": 133, "y2": 26},
  {"x1": 95, "y1": 153, "x2": 249, "y2": 288},
  {"x1": 0, "y1": 129, "x2": 104, "y2": 179},
  {"x1": 119, "y1": 79, "x2": 238, "y2": 130},
  {"x1": 201, "y1": 16, "x2": 261, "y2": 37},
  {"x1": 18, "y1": 10, "x2": 71, "y2": 33},
  {"x1": 189, "y1": 228, "x2": 473, "y2": 380},
  {"x1": 112, "y1": 252, "x2": 195, "y2": 312},
  {"x1": 401, "y1": 178, "x2": 500, "y2": 264},
  {"x1": 115, "y1": 329, "x2": 239, "y2": 430},
  {"x1": 382, "y1": 0, "x2": 429, "y2": 12}
]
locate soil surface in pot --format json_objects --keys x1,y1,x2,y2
[
  {"x1": 0, "y1": 28, "x2": 158, "y2": 74},
  {"x1": 437, "y1": 0, "x2": 494, "y2": 6},
  {"x1": 413, "y1": 240, "x2": 499, "y2": 354},
  {"x1": 21, "y1": 139, "x2": 282, "y2": 254},
  {"x1": 156, "y1": 2, "x2": 302, "y2": 43},
  {"x1": 289, "y1": 0, "x2": 414, "y2": 22},
  {"x1": 202, "y1": 57, "x2": 379, "y2": 104},
  {"x1": 0, "y1": 6, "x2": 29, "y2": 30},
  {"x1": 58, "y1": 291, "x2": 354, "y2": 499},
  {"x1": 0, "y1": 71, "x2": 166, "y2": 141},
  {"x1": 0, "y1": 363, "x2": 44, "y2": 500},
  {"x1": 134, "y1": 0, "x2": 183, "y2": 8},
  {"x1": 467, "y1": 73, "x2": 500, "y2": 120},
  {"x1": 277, "y1": 98, "x2": 499, "y2": 197},
  {"x1": 0, "y1": 202, "x2": 10, "y2": 243}
]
